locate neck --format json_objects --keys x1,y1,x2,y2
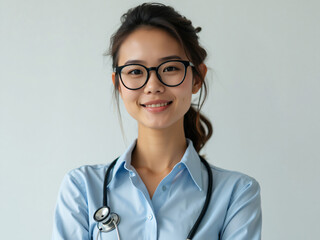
[{"x1": 132, "y1": 119, "x2": 187, "y2": 174}]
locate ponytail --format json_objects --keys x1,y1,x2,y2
[{"x1": 184, "y1": 105, "x2": 213, "y2": 153}]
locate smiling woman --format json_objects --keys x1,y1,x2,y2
[
  {"x1": 52, "y1": 3, "x2": 262, "y2": 240},
  {"x1": 116, "y1": 27, "x2": 200, "y2": 131}
]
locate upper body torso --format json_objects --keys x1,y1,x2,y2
[{"x1": 52, "y1": 139, "x2": 262, "y2": 240}]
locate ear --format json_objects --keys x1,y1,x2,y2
[
  {"x1": 112, "y1": 72, "x2": 116, "y2": 86},
  {"x1": 192, "y1": 63, "x2": 207, "y2": 94},
  {"x1": 112, "y1": 72, "x2": 122, "y2": 94}
]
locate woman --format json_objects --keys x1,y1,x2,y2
[{"x1": 52, "y1": 3, "x2": 262, "y2": 240}]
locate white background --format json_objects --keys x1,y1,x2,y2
[{"x1": 0, "y1": 0, "x2": 319, "y2": 239}]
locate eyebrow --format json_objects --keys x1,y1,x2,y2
[
  {"x1": 160, "y1": 55, "x2": 182, "y2": 61},
  {"x1": 124, "y1": 55, "x2": 182, "y2": 65}
]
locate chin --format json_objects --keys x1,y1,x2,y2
[
  {"x1": 141, "y1": 122, "x2": 172, "y2": 130},
  {"x1": 139, "y1": 117, "x2": 184, "y2": 131}
]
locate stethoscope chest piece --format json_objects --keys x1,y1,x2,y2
[
  {"x1": 94, "y1": 206, "x2": 120, "y2": 232},
  {"x1": 97, "y1": 213, "x2": 120, "y2": 232}
]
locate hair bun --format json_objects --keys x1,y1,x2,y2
[{"x1": 195, "y1": 27, "x2": 202, "y2": 33}]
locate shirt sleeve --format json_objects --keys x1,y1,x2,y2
[
  {"x1": 220, "y1": 177, "x2": 262, "y2": 240},
  {"x1": 52, "y1": 171, "x2": 90, "y2": 240}
]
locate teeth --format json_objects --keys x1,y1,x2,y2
[{"x1": 145, "y1": 102, "x2": 169, "y2": 108}]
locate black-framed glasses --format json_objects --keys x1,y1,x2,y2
[{"x1": 114, "y1": 60, "x2": 194, "y2": 90}]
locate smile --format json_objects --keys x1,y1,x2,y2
[
  {"x1": 145, "y1": 102, "x2": 170, "y2": 108},
  {"x1": 141, "y1": 101, "x2": 173, "y2": 107},
  {"x1": 140, "y1": 101, "x2": 173, "y2": 112}
]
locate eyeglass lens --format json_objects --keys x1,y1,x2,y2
[{"x1": 120, "y1": 61, "x2": 187, "y2": 89}]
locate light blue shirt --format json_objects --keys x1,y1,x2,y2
[{"x1": 52, "y1": 139, "x2": 262, "y2": 240}]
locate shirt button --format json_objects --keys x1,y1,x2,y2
[
  {"x1": 178, "y1": 165, "x2": 182, "y2": 169},
  {"x1": 147, "y1": 214, "x2": 153, "y2": 220},
  {"x1": 162, "y1": 186, "x2": 167, "y2": 191}
]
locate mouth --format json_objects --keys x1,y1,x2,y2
[{"x1": 140, "y1": 101, "x2": 173, "y2": 108}]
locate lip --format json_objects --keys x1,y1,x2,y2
[
  {"x1": 140, "y1": 100, "x2": 173, "y2": 112},
  {"x1": 140, "y1": 100, "x2": 172, "y2": 106}
]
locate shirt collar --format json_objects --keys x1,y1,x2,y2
[
  {"x1": 110, "y1": 138, "x2": 203, "y2": 191},
  {"x1": 110, "y1": 139, "x2": 137, "y2": 180},
  {"x1": 180, "y1": 139, "x2": 203, "y2": 191}
]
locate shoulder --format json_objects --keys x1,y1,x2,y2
[
  {"x1": 210, "y1": 164, "x2": 259, "y2": 185},
  {"x1": 66, "y1": 164, "x2": 108, "y2": 178},
  {"x1": 55, "y1": 164, "x2": 113, "y2": 208},
  {"x1": 206, "y1": 165, "x2": 262, "y2": 238},
  {"x1": 53, "y1": 164, "x2": 112, "y2": 239},
  {"x1": 208, "y1": 164, "x2": 261, "y2": 201},
  {"x1": 59, "y1": 164, "x2": 111, "y2": 193}
]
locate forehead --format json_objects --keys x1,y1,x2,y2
[{"x1": 117, "y1": 27, "x2": 188, "y2": 66}]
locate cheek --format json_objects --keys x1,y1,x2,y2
[
  {"x1": 120, "y1": 87, "x2": 138, "y2": 108},
  {"x1": 177, "y1": 76, "x2": 193, "y2": 104}
]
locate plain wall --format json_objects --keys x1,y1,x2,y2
[{"x1": 0, "y1": 0, "x2": 319, "y2": 239}]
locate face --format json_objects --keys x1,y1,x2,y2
[{"x1": 114, "y1": 27, "x2": 201, "y2": 130}]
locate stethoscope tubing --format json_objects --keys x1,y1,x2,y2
[
  {"x1": 103, "y1": 158, "x2": 118, "y2": 207},
  {"x1": 187, "y1": 156, "x2": 213, "y2": 239},
  {"x1": 98, "y1": 155, "x2": 213, "y2": 240}
]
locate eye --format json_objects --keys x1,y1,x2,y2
[
  {"x1": 163, "y1": 66, "x2": 179, "y2": 72},
  {"x1": 128, "y1": 69, "x2": 143, "y2": 75}
]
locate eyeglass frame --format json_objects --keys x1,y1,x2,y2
[{"x1": 113, "y1": 60, "x2": 194, "y2": 90}]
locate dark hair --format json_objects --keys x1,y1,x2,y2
[{"x1": 108, "y1": 2, "x2": 212, "y2": 153}]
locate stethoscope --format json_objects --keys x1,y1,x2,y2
[{"x1": 93, "y1": 156, "x2": 213, "y2": 240}]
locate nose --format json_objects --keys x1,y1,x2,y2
[{"x1": 143, "y1": 69, "x2": 165, "y2": 94}]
